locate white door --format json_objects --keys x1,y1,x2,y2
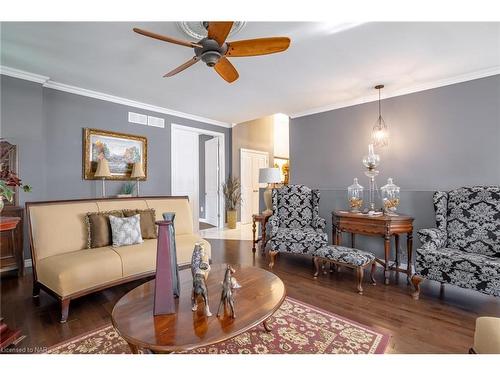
[
  {"x1": 205, "y1": 137, "x2": 219, "y2": 227},
  {"x1": 240, "y1": 149, "x2": 269, "y2": 224},
  {"x1": 171, "y1": 127, "x2": 199, "y2": 232}
]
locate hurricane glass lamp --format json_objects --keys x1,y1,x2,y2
[
  {"x1": 94, "y1": 158, "x2": 112, "y2": 197},
  {"x1": 381, "y1": 177, "x2": 400, "y2": 214},
  {"x1": 131, "y1": 162, "x2": 146, "y2": 197},
  {"x1": 362, "y1": 144, "x2": 380, "y2": 211},
  {"x1": 258, "y1": 167, "x2": 281, "y2": 215}
]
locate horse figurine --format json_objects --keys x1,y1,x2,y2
[
  {"x1": 191, "y1": 264, "x2": 212, "y2": 316},
  {"x1": 217, "y1": 265, "x2": 236, "y2": 319},
  {"x1": 191, "y1": 242, "x2": 210, "y2": 280}
]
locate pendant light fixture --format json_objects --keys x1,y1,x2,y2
[{"x1": 371, "y1": 84, "x2": 389, "y2": 148}]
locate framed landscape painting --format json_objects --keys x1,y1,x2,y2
[{"x1": 83, "y1": 128, "x2": 148, "y2": 180}]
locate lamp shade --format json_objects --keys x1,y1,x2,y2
[
  {"x1": 94, "y1": 158, "x2": 111, "y2": 178},
  {"x1": 131, "y1": 162, "x2": 145, "y2": 178},
  {"x1": 259, "y1": 167, "x2": 281, "y2": 183}
]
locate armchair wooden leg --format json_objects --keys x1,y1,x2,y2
[
  {"x1": 356, "y1": 267, "x2": 364, "y2": 295},
  {"x1": 60, "y1": 298, "x2": 70, "y2": 323},
  {"x1": 313, "y1": 257, "x2": 320, "y2": 278},
  {"x1": 411, "y1": 275, "x2": 423, "y2": 300},
  {"x1": 32, "y1": 282, "x2": 40, "y2": 298},
  {"x1": 269, "y1": 250, "x2": 279, "y2": 268},
  {"x1": 370, "y1": 262, "x2": 377, "y2": 285}
]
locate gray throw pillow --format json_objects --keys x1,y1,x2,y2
[{"x1": 109, "y1": 214, "x2": 143, "y2": 247}]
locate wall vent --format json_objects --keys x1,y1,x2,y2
[
  {"x1": 147, "y1": 115, "x2": 165, "y2": 128},
  {"x1": 128, "y1": 111, "x2": 148, "y2": 125}
]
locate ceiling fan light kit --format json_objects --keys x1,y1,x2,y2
[{"x1": 133, "y1": 22, "x2": 291, "y2": 83}]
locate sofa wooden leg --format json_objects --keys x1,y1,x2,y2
[
  {"x1": 269, "y1": 250, "x2": 278, "y2": 268},
  {"x1": 313, "y1": 257, "x2": 320, "y2": 278},
  {"x1": 60, "y1": 299, "x2": 70, "y2": 323},
  {"x1": 370, "y1": 262, "x2": 377, "y2": 285},
  {"x1": 411, "y1": 275, "x2": 423, "y2": 300},
  {"x1": 356, "y1": 267, "x2": 364, "y2": 295},
  {"x1": 32, "y1": 282, "x2": 40, "y2": 298}
]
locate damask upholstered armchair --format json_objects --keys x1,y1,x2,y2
[
  {"x1": 412, "y1": 186, "x2": 500, "y2": 299},
  {"x1": 266, "y1": 185, "x2": 328, "y2": 267}
]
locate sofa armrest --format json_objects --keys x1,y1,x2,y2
[{"x1": 418, "y1": 228, "x2": 447, "y2": 250}]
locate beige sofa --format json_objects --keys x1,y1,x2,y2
[{"x1": 26, "y1": 196, "x2": 211, "y2": 323}]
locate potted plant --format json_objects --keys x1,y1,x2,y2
[
  {"x1": 117, "y1": 182, "x2": 135, "y2": 198},
  {"x1": 222, "y1": 175, "x2": 242, "y2": 229},
  {"x1": 0, "y1": 170, "x2": 32, "y2": 213}
]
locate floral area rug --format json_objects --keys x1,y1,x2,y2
[{"x1": 46, "y1": 297, "x2": 389, "y2": 354}]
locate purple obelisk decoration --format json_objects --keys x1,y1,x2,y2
[{"x1": 154, "y1": 220, "x2": 175, "y2": 315}]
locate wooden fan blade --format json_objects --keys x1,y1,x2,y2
[
  {"x1": 133, "y1": 28, "x2": 202, "y2": 48},
  {"x1": 214, "y1": 57, "x2": 239, "y2": 83},
  {"x1": 207, "y1": 22, "x2": 234, "y2": 46},
  {"x1": 226, "y1": 37, "x2": 291, "y2": 57},
  {"x1": 163, "y1": 56, "x2": 200, "y2": 77}
]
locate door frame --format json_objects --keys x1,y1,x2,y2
[
  {"x1": 203, "y1": 137, "x2": 220, "y2": 227},
  {"x1": 240, "y1": 148, "x2": 269, "y2": 224},
  {"x1": 171, "y1": 123, "x2": 226, "y2": 229}
]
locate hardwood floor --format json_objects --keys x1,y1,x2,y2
[{"x1": 1, "y1": 239, "x2": 499, "y2": 353}]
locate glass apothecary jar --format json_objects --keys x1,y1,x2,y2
[
  {"x1": 348, "y1": 178, "x2": 364, "y2": 212},
  {"x1": 381, "y1": 177, "x2": 400, "y2": 214}
]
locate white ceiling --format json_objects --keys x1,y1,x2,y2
[{"x1": 1, "y1": 22, "x2": 499, "y2": 124}]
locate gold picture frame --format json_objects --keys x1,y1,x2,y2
[{"x1": 83, "y1": 128, "x2": 148, "y2": 180}]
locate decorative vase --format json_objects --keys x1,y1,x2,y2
[
  {"x1": 162, "y1": 212, "x2": 180, "y2": 297},
  {"x1": 347, "y1": 178, "x2": 364, "y2": 212},
  {"x1": 227, "y1": 210, "x2": 237, "y2": 229},
  {"x1": 381, "y1": 178, "x2": 400, "y2": 215}
]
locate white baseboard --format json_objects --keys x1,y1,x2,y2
[{"x1": 199, "y1": 218, "x2": 208, "y2": 223}]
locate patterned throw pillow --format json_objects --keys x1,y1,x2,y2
[
  {"x1": 109, "y1": 214, "x2": 144, "y2": 247},
  {"x1": 123, "y1": 209, "x2": 157, "y2": 239},
  {"x1": 85, "y1": 210, "x2": 124, "y2": 248}
]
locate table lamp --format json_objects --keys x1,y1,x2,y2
[
  {"x1": 94, "y1": 158, "x2": 111, "y2": 197},
  {"x1": 259, "y1": 167, "x2": 281, "y2": 215},
  {"x1": 131, "y1": 162, "x2": 146, "y2": 197}
]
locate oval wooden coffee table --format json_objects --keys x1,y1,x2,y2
[{"x1": 111, "y1": 264, "x2": 286, "y2": 353}]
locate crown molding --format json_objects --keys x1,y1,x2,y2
[
  {"x1": 0, "y1": 66, "x2": 50, "y2": 84},
  {"x1": 289, "y1": 66, "x2": 500, "y2": 119},
  {"x1": 1, "y1": 65, "x2": 232, "y2": 128}
]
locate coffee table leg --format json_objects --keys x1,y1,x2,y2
[{"x1": 263, "y1": 319, "x2": 272, "y2": 332}]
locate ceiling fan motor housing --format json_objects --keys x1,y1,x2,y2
[{"x1": 195, "y1": 38, "x2": 227, "y2": 67}]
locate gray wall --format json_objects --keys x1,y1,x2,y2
[
  {"x1": 198, "y1": 134, "x2": 213, "y2": 219},
  {"x1": 1, "y1": 75, "x2": 232, "y2": 257},
  {"x1": 290, "y1": 75, "x2": 500, "y2": 261}
]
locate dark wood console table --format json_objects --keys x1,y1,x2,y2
[
  {"x1": 332, "y1": 211, "x2": 414, "y2": 285},
  {"x1": 0, "y1": 215, "x2": 23, "y2": 276}
]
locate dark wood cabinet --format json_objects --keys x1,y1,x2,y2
[{"x1": 0, "y1": 206, "x2": 24, "y2": 276}]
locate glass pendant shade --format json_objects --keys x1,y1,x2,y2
[
  {"x1": 371, "y1": 84, "x2": 389, "y2": 149},
  {"x1": 372, "y1": 115, "x2": 389, "y2": 148},
  {"x1": 381, "y1": 177, "x2": 400, "y2": 213},
  {"x1": 348, "y1": 178, "x2": 364, "y2": 212}
]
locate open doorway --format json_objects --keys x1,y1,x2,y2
[
  {"x1": 199, "y1": 135, "x2": 219, "y2": 229},
  {"x1": 171, "y1": 124, "x2": 225, "y2": 232}
]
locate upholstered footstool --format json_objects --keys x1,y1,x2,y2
[{"x1": 313, "y1": 245, "x2": 377, "y2": 294}]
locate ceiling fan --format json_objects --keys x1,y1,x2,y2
[{"x1": 133, "y1": 22, "x2": 291, "y2": 83}]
